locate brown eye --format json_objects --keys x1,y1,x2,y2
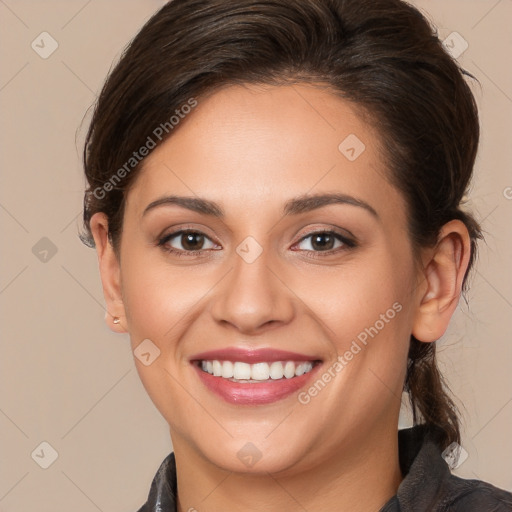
[
  {"x1": 296, "y1": 231, "x2": 354, "y2": 252},
  {"x1": 180, "y1": 232, "x2": 206, "y2": 250},
  {"x1": 158, "y1": 230, "x2": 216, "y2": 253},
  {"x1": 311, "y1": 233, "x2": 336, "y2": 251}
]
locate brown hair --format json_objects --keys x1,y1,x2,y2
[{"x1": 81, "y1": 0, "x2": 481, "y2": 449}]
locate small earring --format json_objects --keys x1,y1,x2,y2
[{"x1": 113, "y1": 317, "x2": 120, "y2": 324}]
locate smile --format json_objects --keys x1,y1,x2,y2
[
  {"x1": 190, "y1": 348, "x2": 323, "y2": 405},
  {"x1": 198, "y1": 360, "x2": 316, "y2": 382}
]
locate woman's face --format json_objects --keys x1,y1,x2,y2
[{"x1": 108, "y1": 84, "x2": 423, "y2": 474}]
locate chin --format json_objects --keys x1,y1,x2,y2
[
  {"x1": 212, "y1": 450, "x2": 300, "y2": 475},
  {"x1": 194, "y1": 433, "x2": 312, "y2": 476}
]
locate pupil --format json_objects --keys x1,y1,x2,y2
[
  {"x1": 312, "y1": 233, "x2": 333, "y2": 251},
  {"x1": 183, "y1": 233, "x2": 203, "y2": 250}
]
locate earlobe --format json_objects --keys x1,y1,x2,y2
[
  {"x1": 412, "y1": 220, "x2": 471, "y2": 343},
  {"x1": 90, "y1": 212, "x2": 127, "y2": 333}
]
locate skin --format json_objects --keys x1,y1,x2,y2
[{"x1": 90, "y1": 83, "x2": 471, "y2": 512}]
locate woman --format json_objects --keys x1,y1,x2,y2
[{"x1": 80, "y1": 0, "x2": 512, "y2": 510}]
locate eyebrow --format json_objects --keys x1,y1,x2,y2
[{"x1": 142, "y1": 193, "x2": 379, "y2": 219}]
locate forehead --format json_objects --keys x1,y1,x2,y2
[{"x1": 126, "y1": 83, "x2": 406, "y2": 224}]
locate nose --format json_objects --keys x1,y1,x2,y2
[{"x1": 209, "y1": 246, "x2": 296, "y2": 335}]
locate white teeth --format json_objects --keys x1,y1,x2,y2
[
  {"x1": 295, "y1": 362, "x2": 313, "y2": 376},
  {"x1": 284, "y1": 361, "x2": 296, "y2": 379},
  {"x1": 199, "y1": 359, "x2": 316, "y2": 381},
  {"x1": 212, "y1": 360, "x2": 222, "y2": 377},
  {"x1": 251, "y1": 362, "x2": 270, "y2": 380},
  {"x1": 233, "y1": 362, "x2": 251, "y2": 380},
  {"x1": 295, "y1": 364, "x2": 304, "y2": 376},
  {"x1": 221, "y1": 360, "x2": 234, "y2": 379},
  {"x1": 269, "y1": 362, "x2": 284, "y2": 379}
]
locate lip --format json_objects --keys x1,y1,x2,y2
[
  {"x1": 190, "y1": 348, "x2": 323, "y2": 405},
  {"x1": 190, "y1": 347, "x2": 321, "y2": 364}
]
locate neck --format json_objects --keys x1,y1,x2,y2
[{"x1": 173, "y1": 426, "x2": 403, "y2": 512}]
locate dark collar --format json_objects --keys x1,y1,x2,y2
[{"x1": 380, "y1": 424, "x2": 451, "y2": 511}]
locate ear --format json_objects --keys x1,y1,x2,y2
[
  {"x1": 90, "y1": 212, "x2": 127, "y2": 333},
  {"x1": 412, "y1": 220, "x2": 472, "y2": 342}
]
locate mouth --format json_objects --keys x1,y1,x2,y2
[
  {"x1": 190, "y1": 348, "x2": 323, "y2": 405},
  {"x1": 195, "y1": 359, "x2": 320, "y2": 383}
]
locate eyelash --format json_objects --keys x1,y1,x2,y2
[{"x1": 157, "y1": 228, "x2": 357, "y2": 259}]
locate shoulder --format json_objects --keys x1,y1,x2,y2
[
  {"x1": 440, "y1": 474, "x2": 512, "y2": 511},
  {"x1": 134, "y1": 452, "x2": 178, "y2": 512},
  {"x1": 390, "y1": 426, "x2": 512, "y2": 512}
]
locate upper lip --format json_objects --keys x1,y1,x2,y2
[{"x1": 190, "y1": 347, "x2": 322, "y2": 364}]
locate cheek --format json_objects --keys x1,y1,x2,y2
[
  {"x1": 301, "y1": 253, "x2": 414, "y2": 426},
  {"x1": 311, "y1": 252, "x2": 412, "y2": 341},
  {"x1": 312, "y1": 243, "x2": 415, "y2": 396},
  {"x1": 119, "y1": 253, "x2": 213, "y2": 425},
  {"x1": 121, "y1": 261, "x2": 211, "y2": 346}
]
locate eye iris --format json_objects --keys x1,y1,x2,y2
[
  {"x1": 311, "y1": 233, "x2": 334, "y2": 251},
  {"x1": 182, "y1": 232, "x2": 204, "y2": 250}
]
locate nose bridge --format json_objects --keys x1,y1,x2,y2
[{"x1": 210, "y1": 237, "x2": 295, "y2": 333}]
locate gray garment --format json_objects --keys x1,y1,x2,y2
[{"x1": 136, "y1": 425, "x2": 512, "y2": 511}]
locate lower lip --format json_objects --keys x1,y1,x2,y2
[{"x1": 192, "y1": 363, "x2": 322, "y2": 405}]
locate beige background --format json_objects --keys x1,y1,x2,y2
[{"x1": 0, "y1": 1, "x2": 511, "y2": 510}]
